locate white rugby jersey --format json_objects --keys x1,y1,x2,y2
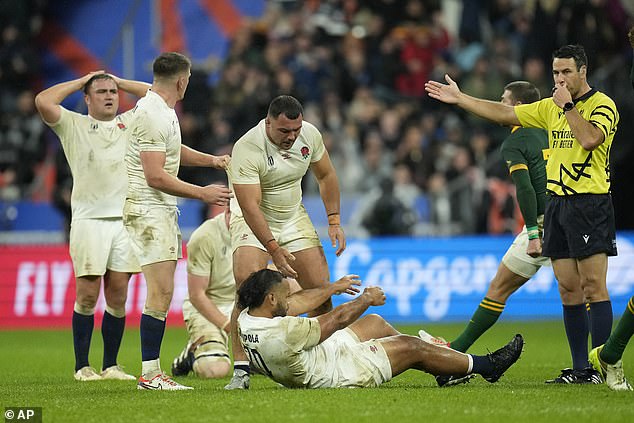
[
  {"x1": 183, "y1": 212, "x2": 235, "y2": 320},
  {"x1": 48, "y1": 107, "x2": 133, "y2": 220},
  {"x1": 228, "y1": 119, "x2": 325, "y2": 224},
  {"x1": 238, "y1": 309, "x2": 344, "y2": 388},
  {"x1": 125, "y1": 90, "x2": 181, "y2": 206}
]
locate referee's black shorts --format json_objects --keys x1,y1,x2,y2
[{"x1": 542, "y1": 193, "x2": 617, "y2": 259}]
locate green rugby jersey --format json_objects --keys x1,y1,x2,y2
[
  {"x1": 500, "y1": 126, "x2": 549, "y2": 228},
  {"x1": 514, "y1": 89, "x2": 618, "y2": 196}
]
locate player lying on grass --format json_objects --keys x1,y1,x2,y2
[{"x1": 237, "y1": 269, "x2": 524, "y2": 389}]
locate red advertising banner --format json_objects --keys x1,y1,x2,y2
[{"x1": 0, "y1": 245, "x2": 188, "y2": 329}]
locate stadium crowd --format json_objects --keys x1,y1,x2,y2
[{"x1": 1, "y1": 0, "x2": 634, "y2": 236}]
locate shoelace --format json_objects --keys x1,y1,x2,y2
[{"x1": 159, "y1": 374, "x2": 180, "y2": 386}]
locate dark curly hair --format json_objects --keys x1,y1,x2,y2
[{"x1": 237, "y1": 269, "x2": 284, "y2": 309}]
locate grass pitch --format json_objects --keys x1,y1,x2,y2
[{"x1": 1, "y1": 321, "x2": 633, "y2": 423}]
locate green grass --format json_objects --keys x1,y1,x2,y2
[{"x1": 1, "y1": 321, "x2": 633, "y2": 422}]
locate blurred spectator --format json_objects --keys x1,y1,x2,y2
[
  {"x1": 52, "y1": 146, "x2": 71, "y2": 240},
  {"x1": 360, "y1": 176, "x2": 416, "y2": 236}
]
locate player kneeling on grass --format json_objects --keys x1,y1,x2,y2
[{"x1": 237, "y1": 269, "x2": 524, "y2": 389}]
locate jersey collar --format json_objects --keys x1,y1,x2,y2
[{"x1": 573, "y1": 88, "x2": 596, "y2": 104}]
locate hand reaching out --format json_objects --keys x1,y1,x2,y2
[
  {"x1": 331, "y1": 275, "x2": 361, "y2": 296},
  {"x1": 425, "y1": 74, "x2": 462, "y2": 104}
]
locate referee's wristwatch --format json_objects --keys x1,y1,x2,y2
[{"x1": 562, "y1": 101, "x2": 575, "y2": 112}]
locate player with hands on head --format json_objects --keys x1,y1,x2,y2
[{"x1": 35, "y1": 70, "x2": 150, "y2": 382}]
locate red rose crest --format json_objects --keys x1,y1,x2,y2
[
  {"x1": 117, "y1": 122, "x2": 126, "y2": 130},
  {"x1": 300, "y1": 146, "x2": 310, "y2": 159}
]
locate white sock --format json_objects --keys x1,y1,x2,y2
[
  {"x1": 466, "y1": 354, "x2": 474, "y2": 374},
  {"x1": 142, "y1": 359, "x2": 161, "y2": 377}
]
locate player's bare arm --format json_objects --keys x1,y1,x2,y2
[
  {"x1": 188, "y1": 273, "x2": 230, "y2": 333},
  {"x1": 310, "y1": 150, "x2": 346, "y2": 256},
  {"x1": 180, "y1": 145, "x2": 231, "y2": 169},
  {"x1": 287, "y1": 275, "x2": 361, "y2": 316},
  {"x1": 425, "y1": 74, "x2": 520, "y2": 126},
  {"x1": 552, "y1": 83, "x2": 604, "y2": 151},
  {"x1": 108, "y1": 74, "x2": 151, "y2": 97},
  {"x1": 233, "y1": 183, "x2": 298, "y2": 278},
  {"x1": 315, "y1": 287, "x2": 386, "y2": 343},
  {"x1": 140, "y1": 150, "x2": 232, "y2": 205},
  {"x1": 34, "y1": 71, "x2": 105, "y2": 124}
]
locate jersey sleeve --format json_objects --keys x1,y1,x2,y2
[
  {"x1": 588, "y1": 96, "x2": 619, "y2": 141},
  {"x1": 186, "y1": 224, "x2": 214, "y2": 277},
  {"x1": 283, "y1": 316, "x2": 322, "y2": 351},
  {"x1": 49, "y1": 107, "x2": 75, "y2": 139},
  {"x1": 134, "y1": 109, "x2": 167, "y2": 152},
  {"x1": 500, "y1": 135, "x2": 528, "y2": 173},
  {"x1": 228, "y1": 140, "x2": 264, "y2": 185},
  {"x1": 514, "y1": 99, "x2": 551, "y2": 130},
  {"x1": 304, "y1": 123, "x2": 325, "y2": 163}
]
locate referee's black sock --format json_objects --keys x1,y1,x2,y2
[
  {"x1": 563, "y1": 303, "x2": 589, "y2": 369},
  {"x1": 588, "y1": 300, "x2": 612, "y2": 348}
]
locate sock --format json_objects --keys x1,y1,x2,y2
[
  {"x1": 601, "y1": 296, "x2": 634, "y2": 364},
  {"x1": 563, "y1": 303, "x2": 589, "y2": 369},
  {"x1": 469, "y1": 354, "x2": 494, "y2": 376},
  {"x1": 233, "y1": 360, "x2": 250, "y2": 375},
  {"x1": 72, "y1": 309, "x2": 95, "y2": 372},
  {"x1": 142, "y1": 358, "x2": 161, "y2": 376},
  {"x1": 101, "y1": 310, "x2": 126, "y2": 370},
  {"x1": 140, "y1": 312, "x2": 166, "y2": 363},
  {"x1": 450, "y1": 297, "x2": 505, "y2": 353},
  {"x1": 588, "y1": 300, "x2": 613, "y2": 348}
]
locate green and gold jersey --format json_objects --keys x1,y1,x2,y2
[
  {"x1": 514, "y1": 89, "x2": 618, "y2": 196},
  {"x1": 500, "y1": 127, "x2": 549, "y2": 222}
]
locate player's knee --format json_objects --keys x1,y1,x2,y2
[
  {"x1": 74, "y1": 301, "x2": 96, "y2": 316},
  {"x1": 581, "y1": 280, "x2": 609, "y2": 302},
  {"x1": 75, "y1": 293, "x2": 98, "y2": 312},
  {"x1": 104, "y1": 290, "x2": 127, "y2": 310},
  {"x1": 364, "y1": 313, "x2": 387, "y2": 327},
  {"x1": 193, "y1": 359, "x2": 231, "y2": 379},
  {"x1": 104, "y1": 305, "x2": 126, "y2": 318}
]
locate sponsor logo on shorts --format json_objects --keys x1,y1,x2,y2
[
  {"x1": 240, "y1": 233, "x2": 249, "y2": 241},
  {"x1": 583, "y1": 234, "x2": 590, "y2": 244}
]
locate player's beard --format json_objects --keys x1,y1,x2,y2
[{"x1": 272, "y1": 302, "x2": 287, "y2": 318}]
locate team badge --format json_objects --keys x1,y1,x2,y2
[
  {"x1": 117, "y1": 122, "x2": 126, "y2": 130},
  {"x1": 300, "y1": 146, "x2": 310, "y2": 159},
  {"x1": 369, "y1": 345, "x2": 377, "y2": 353}
]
